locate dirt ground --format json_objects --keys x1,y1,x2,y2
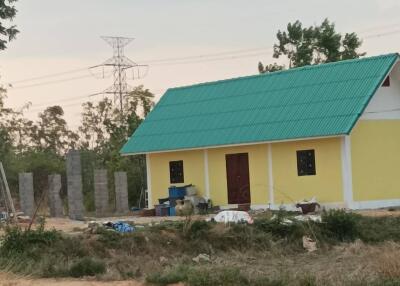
[
  {"x1": 0, "y1": 273, "x2": 143, "y2": 286},
  {"x1": 15, "y1": 208, "x2": 400, "y2": 233},
  {"x1": 42, "y1": 214, "x2": 209, "y2": 233}
]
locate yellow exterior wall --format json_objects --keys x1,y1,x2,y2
[
  {"x1": 208, "y1": 144, "x2": 269, "y2": 206},
  {"x1": 149, "y1": 150, "x2": 205, "y2": 206},
  {"x1": 351, "y1": 120, "x2": 400, "y2": 201},
  {"x1": 148, "y1": 138, "x2": 344, "y2": 207},
  {"x1": 272, "y1": 138, "x2": 343, "y2": 204}
]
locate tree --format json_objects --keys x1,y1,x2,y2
[
  {"x1": 0, "y1": 0, "x2": 19, "y2": 50},
  {"x1": 78, "y1": 86, "x2": 155, "y2": 208},
  {"x1": 259, "y1": 18, "x2": 365, "y2": 72},
  {"x1": 30, "y1": 106, "x2": 79, "y2": 154},
  {"x1": 258, "y1": 62, "x2": 285, "y2": 74}
]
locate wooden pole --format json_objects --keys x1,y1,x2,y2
[
  {"x1": 0, "y1": 162, "x2": 17, "y2": 222},
  {"x1": 27, "y1": 188, "x2": 47, "y2": 231}
]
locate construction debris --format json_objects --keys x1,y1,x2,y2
[
  {"x1": 294, "y1": 214, "x2": 322, "y2": 222},
  {"x1": 296, "y1": 197, "x2": 320, "y2": 214},
  {"x1": 210, "y1": 210, "x2": 254, "y2": 224},
  {"x1": 303, "y1": 236, "x2": 317, "y2": 252},
  {"x1": 192, "y1": 253, "x2": 211, "y2": 263}
]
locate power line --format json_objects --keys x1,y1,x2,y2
[
  {"x1": 5, "y1": 25, "x2": 400, "y2": 93},
  {"x1": 25, "y1": 98, "x2": 96, "y2": 114},
  {"x1": 140, "y1": 46, "x2": 273, "y2": 64},
  {"x1": 5, "y1": 46, "x2": 273, "y2": 85},
  {"x1": 11, "y1": 74, "x2": 94, "y2": 90},
  {"x1": 364, "y1": 29, "x2": 400, "y2": 39},
  {"x1": 357, "y1": 21, "x2": 400, "y2": 34},
  {"x1": 9, "y1": 67, "x2": 89, "y2": 85},
  {"x1": 149, "y1": 50, "x2": 274, "y2": 67}
]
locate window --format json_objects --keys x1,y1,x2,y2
[
  {"x1": 169, "y1": 160, "x2": 184, "y2": 183},
  {"x1": 296, "y1": 150, "x2": 316, "y2": 176},
  {"x1": 382, "y1": 76, "x2": 390, "y2": 87}
]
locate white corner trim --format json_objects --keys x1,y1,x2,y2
[
  {"x1": 268, "y1": 144, "x2": 275, "y2": 207},
  {"x1": 145, "y1": 154, "x2": 153, "y2": 208},
  {"x1": 341, "y1": 136, "x2": 354, "y2": 208},
  {"x1": 203, "y1": 149, "x2": 210, "y2": 199}
]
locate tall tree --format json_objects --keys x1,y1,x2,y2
[
  {"x1": 78, "y1": 85, "x2": 154, "y2": 208},
  {"x1": 259, "y1": 18, "x2": 365, "y2": 72},
  {"x1": 30, "y1": 106, "x2": 78, "y2": 154},
  {"x1": 0, "y1": 0, "x2": 19, "y2": 50}
]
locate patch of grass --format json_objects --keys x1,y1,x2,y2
[
  {"x1": 147, "y1": 266, "x2": 325, "y2": 286},
  {"x1": 184, "y1": 220, "x2": 212, "y2": 240},
  {"x1": 69, "y1": 257, "x2": 106, "y2": 278},
  {"x1": 358, "y1": 216, "x2": 400, "y2": 243},
  {"x1": 0, "y1": 224, "x2": 61, "y2": 258},
  {"x1": 146, "y1": 264, "x2": 190, "y2": 285}
]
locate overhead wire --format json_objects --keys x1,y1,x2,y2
[
  {"x1": 7, "y1": 27, "x2": 400, "y2": 87},
  {"x1": 7, "y1": 22, "x2": 400, "y2": 114},
  {"x1": 9, "y1": 67, "x2": 90, "y2": 85},
  {"x1": 11, "y1": 73, "x2": 94, "y2": 90}
]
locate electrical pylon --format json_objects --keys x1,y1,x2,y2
[{"x1": 90, "y1": 36, "x2": 148, "y2": 116}]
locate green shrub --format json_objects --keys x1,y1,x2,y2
[
  {"x1": 358, "y1": 216, "x2": 400, "y2": 243},
  {"x1": 253, "y1": 216, "x2": 305, "y2": 242},
  {"x1": 68, "y1": 257, "x2": 106, "y2": 277},
  {"x1": 320, "y1": 209, "x2": 360, "y2": 242},
  {"x1": 0, "y1": 225, "x2": 61, "y2": 257},
  {"x1": 185, "y1": 220, "x2": 212, "y2": 240}
]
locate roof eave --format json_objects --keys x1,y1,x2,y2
[{"x1": 121, "y1": 134, "x2": 345, "y2": 156}]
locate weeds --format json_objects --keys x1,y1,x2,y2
[
  {"x1": 1, "y1": 210, "x2": 400, "y2": 283},
  {"x1": 320, "y1": 209, "x2": 360, "y2": 242},
  {"x1": 69, "y1": 257, "x2": 106, "y2": 277},
  {"x1": 0, "y1": 224, "x2": 60, "y2": 257}
]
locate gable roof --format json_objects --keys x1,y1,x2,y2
[{"x1": 121, "y1": 53, "x2": 399, "y2": 155}]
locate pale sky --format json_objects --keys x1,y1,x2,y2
[{"x1": 0, "y1": 0, "x2": 399, "y2": 129}]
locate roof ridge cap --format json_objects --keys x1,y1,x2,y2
[{"x1": 168, "y1": 53, "x2": 399, "y2": 92}]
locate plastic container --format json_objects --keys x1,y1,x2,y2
[
  {"x1": 169, "y1": 207, "x2": 176, "y2": 216},
  {"x1": 155, "y1": 204, "x2": 169, "y2": 216},
  {"x1": 185, "y1": 185, "x2": 197, "y2": 196},
  {"x1": 168, "y1": 186, "x2": 186, "y2": 198},
  {"x1": 161, "y1": 206, "x2": 169, "y2": 216},
  {"x1": 140, "y1": 209, "x2": 156, "y2": 217}
]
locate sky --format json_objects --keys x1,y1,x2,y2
[{"x1": 0, "y1": 0, "x2": 400, "y2": 129}]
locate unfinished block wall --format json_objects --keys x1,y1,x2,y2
[
  {"x1": 18, "y1": 172, "x2": 35, "y2": 217},
  {"x1": 115, "y1": 172, "x2": 129, "y2": 214},
  {"x1": 66, "y1": 150, "x2": 84, "y2": 220},
  {"x1": 48, "y1": 174, "x2": 63, "y2": 217},
  {"x1": 94, "y1": 169, "x2": 109, "y2": 216}
]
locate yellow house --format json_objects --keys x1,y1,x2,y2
[{"x1": 121, "y1": 53, "x2": 400, "y2": 210}]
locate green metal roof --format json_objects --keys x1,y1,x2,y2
[{"x1": 121, "y1": 53, "x2": 399, "y2": 155}]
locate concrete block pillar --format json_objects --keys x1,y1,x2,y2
[
  {"x1": 94, "y1": 169, "x2": 108, "y2": 216},
  {"x1": 48, "y1": 174, "x2": 63, "y2": 217},
  {"x1": 114, "y1": 172, "x2": 129, "y2": 214},
  {"x1": 18, "y1": 173, "x2": 35, "y2": 217},
  {"x1": 66, "y1": 150, "x2": 84, "y2": 220}
]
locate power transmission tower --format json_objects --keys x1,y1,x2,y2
[{"x1": 90, "y1": 36, "x2": 148, "y2": 116}]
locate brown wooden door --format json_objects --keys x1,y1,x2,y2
[{"x1": 225, "y1": 153, "x2": 251, "y2": 204}]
